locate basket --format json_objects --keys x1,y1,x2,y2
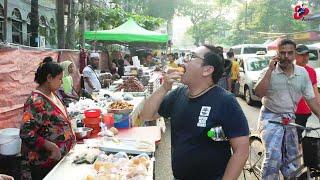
[{"x1": 302, "y1": 136, "x2": 320, "y2": 170}]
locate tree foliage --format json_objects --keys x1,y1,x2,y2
[
  {"x1": 83, "y1": 3, "x2": 165, "y2": 31},
  {"x1": 228, "y1": 0, "x2": 310, "y2": 45},
  {"x1": 177, "y1": 0, "x2": 232, "y2": 46}
]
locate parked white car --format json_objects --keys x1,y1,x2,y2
[
  {"x1": 315, "y1": 68, "x2": 320, "y2": 92},
  {"x1": 238, "y1": 55, "x2": 272, "y2": 105},
  {"x1": 232, "y1": 44, "x2": 267, "y2": 61},
  {"x1": 306, "y1": 44, "x2": 320, "y2": 69}
]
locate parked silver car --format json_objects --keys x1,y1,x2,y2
[{"x1": 238, "y1": 55, "x2": 271, "y2": 105}]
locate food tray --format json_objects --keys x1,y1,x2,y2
[
  {"x1": 43, "y1": 144, "x2": 154, "y2": 180},
  {"x1": 107, "y1": 108, "x2": 133, "y2": 114},
  {"x1": 99, "y1": 138, "x2": 155, "y2": 155},
  {"x1": 125, "y1": 89, "x2": 148, "y2": 97}
]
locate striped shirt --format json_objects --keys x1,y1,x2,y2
[{"x1": 257, "y1": 64, "x2": 314, "y2": 114}]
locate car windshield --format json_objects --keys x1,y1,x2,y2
[
  {"x1": 243, "y1": 47, "x2": 267, "y2": 54},
  {"x1": 246, "y1": 57, "x2": 270, "y2": 71}
]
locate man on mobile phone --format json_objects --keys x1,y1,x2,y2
[{"x1": 254, "y1": 39, "x2": 320, "y2": 179}]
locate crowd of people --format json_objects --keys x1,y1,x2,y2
[{"x1": 14, "y1": 38, "x2": 320, "y2": 180}]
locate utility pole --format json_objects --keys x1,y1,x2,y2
[
  {"x1": 30, "y1": 0, "x2": 39, "y2": 47},
  {"x1": 89, "y1": 0, "x2": 94, "y2": 30},
  {"x1": 56, "y1": 0, "x2": 65, "y2": 49},
  {"x1": 66, "y1": 0, "x2": 75, "y2": 49},
  {"x1": 79, "y1": 0, "x2": 86, "y2": 48},
  {"x1": 3, "y1": 0, "x2": 7, "y2": 42},
  {"x1": 243, "y1": 0, "x2": 248, "y2": 43}
]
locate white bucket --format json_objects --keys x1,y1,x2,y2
[{"x1": 0, "y1": 128, "x2": 22, "y2": 156}]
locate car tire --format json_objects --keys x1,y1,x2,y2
[{"x1": 245, "y1": 87, "x2": 254, "y2": 105}]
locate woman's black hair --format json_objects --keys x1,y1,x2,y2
[
  {"x1": 203, "y1": 52, "x2": 224, "y2": 84},
  {"x1": 34, "y1": 57, "x2": 63, "y2": 85},
  {"x1": 43, "y1": 56, "x2": 53, "y2": 63}
]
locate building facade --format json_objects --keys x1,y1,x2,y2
[{"x1": 0, "y1": 0, "x2": 56, "y2": 48}]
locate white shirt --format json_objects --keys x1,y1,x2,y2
[
  {"x1": 175, "y1": 57, "x2": 185, "y2": 65},
  {"x1": 257, "y1": 64, "x2": 314, "y2": 113},
  {"x1": 83, "y1": 65, "x2": 102, "y2": 93}
]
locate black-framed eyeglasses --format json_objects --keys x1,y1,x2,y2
[{"x1": 190, "y1": 52, "x2": 204, "y2": 61}]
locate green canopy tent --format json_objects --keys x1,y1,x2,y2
[{"x1": 84, "y1": 19, "x2": 169, "y2": 44}]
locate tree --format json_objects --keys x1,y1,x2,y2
[
  {"x1": 56, "y1": 0, "x2": 65, "y2": 49},
  {"x1": 86, "y1": 6, "x2": 164, "y2": 31},
  {"x1": 66, "y1": 0, "x2": 76, "y2": 49},
  {"x1": 146, "y1": 0, "x2": 177, "y2": 20},
  {"x1": 228, "y1": 0, "x2": 309, "y2": 45},
  {"x1": 30, "y1": 0, "x2": 39, "y2": 47},
  {"x1": 177, "y1": 0, "x2": 232, "y2": 46}
]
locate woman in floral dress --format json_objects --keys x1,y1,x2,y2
[{"x1": 20, "y1": 57, "x2": 76, "y2": 180}]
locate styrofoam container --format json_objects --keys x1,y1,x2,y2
[{"x1": 0, "y1": 128, "x2": 22, "y2": 155}]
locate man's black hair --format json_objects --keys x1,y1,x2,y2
[
  {"x1": 145, "y1": 53, "x2": 153, "y2": 58},
  {"x1": 277, "y1": 39, "x2": 296, "y2": 50},
  {"x1": 227, "y1": 51, "x2": 234, "y2": 58},
  {"x1": 203, "y1": 52, "x2": 224, "y2": 84}
]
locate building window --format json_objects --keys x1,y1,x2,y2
[
  {"x1": 0, "y1": 4, "x2": 4, "y2": 42},
  {"x1": 11, "y1": 8, "x2": 22, "y2": 44}
]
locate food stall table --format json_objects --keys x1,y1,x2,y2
[{"x1": 44, "y1": 126, "x2": 161, "y2": 180}]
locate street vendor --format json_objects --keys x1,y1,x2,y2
[
  {"x1": 83, "y1": 52, "x2": 102, "y2": 93},
  {"x1": 112, "y1": 51, "x2": 125, "y2": 77},
  {"x1": 167, "y1": 53, "x2": 178, "y2": 68},
  {"x1": 20, "y1": 58, "x2": 76, "y2": 180},
  {"x1": 57, "y1": 60, "x2": 79, "y2": 105},
  {"x1": 140, "y1": 45, "x2": 249, "y2": 179},
  {"x1": 144, "y1": 53, "x2": 156, "y2": 67}
]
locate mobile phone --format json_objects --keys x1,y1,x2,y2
[{"x1": 274, "y1": 54, "x2": 280, "y2": 66}]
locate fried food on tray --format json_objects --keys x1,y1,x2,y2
[
  {"x1": 108, "y1": 101, "x2": 134, "y2": 110},
  {"x1": 117, "y1": 77, "x2": 144, "y2": 92},
  {"x1": 88, "y1": 153, "x2": 151, "y2": 180}
]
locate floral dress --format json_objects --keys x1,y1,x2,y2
[{"x1": 20, "y1": 91, "x2": 76, "y2": 169}]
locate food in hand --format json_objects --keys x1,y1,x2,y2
[
  {"x1": 168, "y1": 67, "x2": 185, "y2": 73},
  {"x1": 108, "y1": 101, "x2": 134, "y2": 110}
]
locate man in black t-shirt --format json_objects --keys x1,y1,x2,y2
[
  {"x1": 140, "y1": 45, "x2": 249, "y2": 180},
  {"x1": 112, "y1": 51, "x2": 124, "y2": 77}
]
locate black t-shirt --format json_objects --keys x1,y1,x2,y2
[
  {"x1": 158, "y1": 86, "x2": 249, "y2": 180},
  {"x1": 113, "y1": 59, "x2": 124, "y2": 76}
]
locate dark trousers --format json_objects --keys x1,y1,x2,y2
[
  {"x1": 30, "y1": 165, "x2": 52, "y2": 180},
  {"x1": 231, "y1": 79, "x2": 239, "y2": 96},
  {"x1": 295, "y1": 113, "x2": 311, "y2": 143}
]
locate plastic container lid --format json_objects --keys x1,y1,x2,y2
[
  {"x1": 0, "y1": 128, "x2": 20, "y2": 138},
  {"x1": 0, "y1": 128, "x2": 20, "y2": 145}
]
